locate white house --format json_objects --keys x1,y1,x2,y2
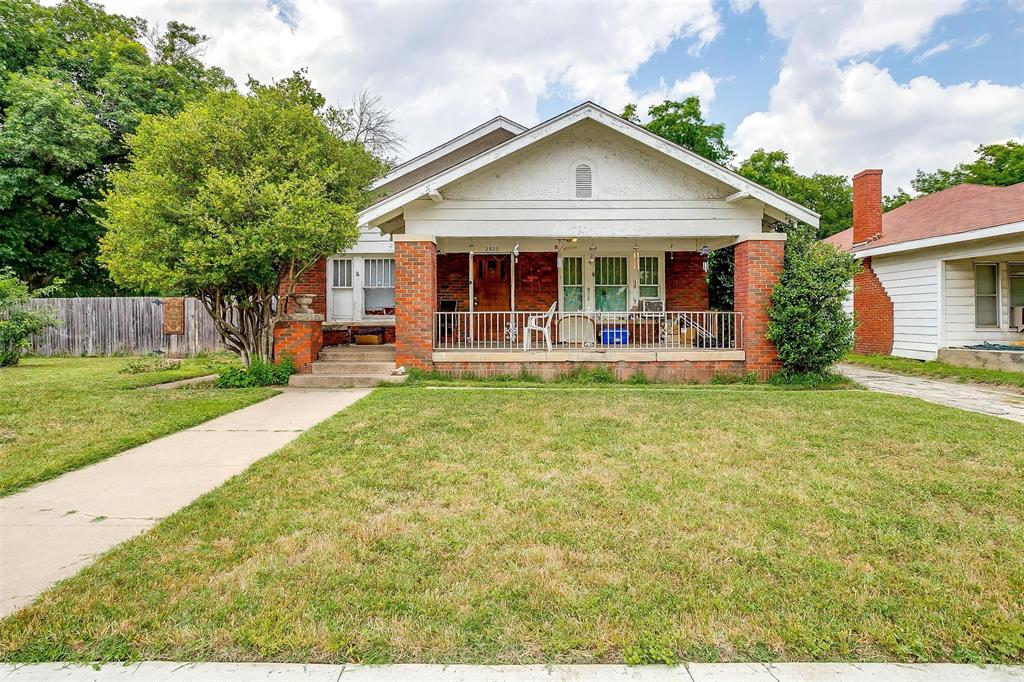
[{"x1": 826, "y1": 171, "x2": 1024, "y2": 366}]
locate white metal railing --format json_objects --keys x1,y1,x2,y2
[{"x1": 433, "y1": 310, "x2": 743, "y2": 352}]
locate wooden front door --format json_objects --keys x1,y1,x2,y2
[{"x1": 473, "y1": 254, "x2": 511, "y2": 311}]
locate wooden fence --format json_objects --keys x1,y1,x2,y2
[{"x1": 27, "y1": 297, "x2": 225, "y2": 357}]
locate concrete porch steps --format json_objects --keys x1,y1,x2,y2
[{"x1": 289, "y1": 344, "x2": 405, "y2": 388}]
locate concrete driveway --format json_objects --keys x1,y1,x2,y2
[
  {"x1": 839, "y1": 364, "x2": 1024, "y2": 423},
  {"x1": 0, "y1": 388, "x2": 369, "y2": 618}
]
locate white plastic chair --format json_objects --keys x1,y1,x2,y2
[{"x1": 523, "y1": 301, "x2": 557, "y2": 351}]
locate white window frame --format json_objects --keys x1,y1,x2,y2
[
  {"x1": 327, "y1": 254, "x2": 396, "y2": 323},
  {"x1": 1009, "y1": 261, "x2": 1024, "y2": 309},
  {"x1": 362, "y1": 257, "x2": 395, "y2": 318},
  {"x1": 557, "y1": 251, "x2": 665, "y2": 313},
  {"x1": 974, "y1": 261, "x2": 1000, "y2": 329}
]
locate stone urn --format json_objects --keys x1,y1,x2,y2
[{"x1": 292, "y1": 293, "x2": 316, "y2": 315}]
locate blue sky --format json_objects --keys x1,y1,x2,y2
[
  {"x1": 98, "y1": 0, "x2": 1024, "y2": 192},
  {"x1": 540, "y1": 0, "x2": 1022, "y2": 164}
]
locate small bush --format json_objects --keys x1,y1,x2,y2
[
  {"x1": 0, "y1": 269, "x2": 59, "y2": 367},
  {"x1": 119, "y1": 356, "x2": 182, "y2": 374},
  {"x1": 216, "y1": 356, "x2": 295, "y2": 387},
  {"x1": 768, "y1": 231, "x2": 860, "y2": 374}
]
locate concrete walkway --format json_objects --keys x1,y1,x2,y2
[
  {"x1": 0, "y1": 388, "x2": 369, "y2": 618},
  {"x1": 0, "y1": 663, "x2": 1021, "y2": 681},
  {"x1": 839, "y1": 364, "x2": 1024, "y2": 423}
]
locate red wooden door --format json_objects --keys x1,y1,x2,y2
[
  {"x1": 473, "y1": 255, "x2": 512, "y2": 344},
  {"x1": 473, "y1": 255, "x2": 511, "y2": 310}
]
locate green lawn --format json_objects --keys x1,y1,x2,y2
[
  {"x1": 0, "y1": 357, "x2": 276, "y2": 496},
  {"x1": 2, "y1": 387, "x2": 1021, "y2": 664},
  {"x1": 845, "y1": 353, "x2": 1024, "y2": 390}
]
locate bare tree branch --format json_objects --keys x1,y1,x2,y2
[{"x1": 325, "y1": 89, "x2": 405, "y2": 163}]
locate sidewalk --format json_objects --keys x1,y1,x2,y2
[
  {"x1": 0, "y1": 663, "x2": 1020, "y2": 681},
  {"x1": 0, "y1": 388, "x2": 370, "y2": 618},
  {"x1": 838, "y1": 364, "x2": 1024, "y2": 423}
]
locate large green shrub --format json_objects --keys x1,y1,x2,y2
[
  {"x1": 767, "y1": 231, "x2": 860, "y2": 374},
  {"x1": 0, "y1": 269, "x2": 59, "y2": 367}
]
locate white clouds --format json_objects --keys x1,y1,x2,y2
[
  {"x1": 97, "y1": 0, "x2": 722, "y2": 159},
  {"x1": 967, "y1": 33, "x2": 992, "y2": 49},
  {"x1": 732, "y1": 0, "x2": 1024, "y2": 191},
  {"x1": 914, "y1": 41, "x2": 951, "y2": 63}
]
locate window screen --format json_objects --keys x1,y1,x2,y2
[
  {"x1": 561, "y1": 257, "x2": 583, "y2": 312},
  {"x1": 975, "y1": 262, "x2": 999, "y2": 327},
  {"x1": 594, "y1": 257, "x2": 627, "y2": 311},
  {"x1": 363, "y1": 258, "x2": 395, "y2": 316},
  {"x1": 639, "y1": 256, "x2": 660, "y2": 299},
  {"x1": 332, "y1": 259, "x2": 352, "y2": 288},
  {"x1": 1010, "y1": 263, "x2": 1024, "y2": 308}
]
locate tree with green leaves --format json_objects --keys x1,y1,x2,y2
[
  {"x1": 767, "y1": 228, "x2": 860, "y2": 375},
  {"x1": 736, "y1": 149, "x2": 852, "y2": 239},
  {"x1": 885, "y1": 141, "x2": 1024, "y2": 211},
  {"x1": 0, "y1": 0, "x2": 232, "y2": 294},
  {"x1": 99, "y1": 80, "x2": 385, "y2": 366},
  {"x1": 622, "y1": 97, "x2": 734, "y2": 165}
]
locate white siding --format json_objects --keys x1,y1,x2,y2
[
  {"x1": 860, "y1": 232, "x2": 1024, "y2": 360},
  {"x1": 944, "y1": 253, "x2": 1024, "y2": 348},
  {"x1": 872, "y1": 254, "x2": 940, "y2": 360},
  {"x1": 345, "y1": 226, "x2": 394, "y2": 255}
]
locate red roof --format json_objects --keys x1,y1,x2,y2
[{"x1": 825, "y1": 182, "x2": 1024, "y2": 252}]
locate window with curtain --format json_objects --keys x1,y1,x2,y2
[
  {"x1": 363, "y1": 258, "x2": 395, "y2": 316},
  {"x1": 561, "y1": 257, "x2": 583, "y2": 311},
  {"x1": 1010, "y1": 263, "x2": 1024, "y2": 308},
  {"x1": 595, "y1": 256, "x2": 627, "y2": 311},
  {"x1": 975, "y1": 262, "x2": 999, "y2": 327},
  {"x1": 639, "y1": 256, "x2": 660, "y2": 300}
]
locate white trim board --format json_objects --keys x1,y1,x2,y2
[
  {"x1": 359, "y1": 102, "x2": 819, "y2": 228},
  {"x1": 854, "y1": 220, "x2": 1024, "y2": 258},
  {"x1": 371, "y1": 116, "x2": 526, "y2": 190}
]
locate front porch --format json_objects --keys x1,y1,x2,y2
[{"x1": 395, "y1": 234, "x2": 786, "y2": 380}]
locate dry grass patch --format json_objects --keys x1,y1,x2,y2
[{"x1": 1, "y1": 387, "x2": 1022, "y2": 664}]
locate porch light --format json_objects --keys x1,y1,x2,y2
[
  {"x1": 700, "y1": 245, "x2": 711, "y2": 273},
  {"x1": 513, "y1": 242, "x2": 520, "y2": 263}
]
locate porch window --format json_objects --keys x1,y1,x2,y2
[
  {"x1": 595, "y1": 256, "x2": 627, "y2": 311},
  {"x1": 330, "y1": 258, "x2": 354, "y2": 319},
  {"x1": 975, "y1": 262, "x2": 999, "y2": 327},
  {"x1": 638, "y1": 256, "x2": 660, "y2": 300},
  {"x1": 561, "y1": 257, "x2": 583, "y2": 311},
  {"x1": 363, "y1": 258, "x2": 395, "y2": 316},
  {"x1": 1010, "y1": 263, "x2": 1024, "y2": 308}
]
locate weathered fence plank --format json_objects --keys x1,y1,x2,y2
[{"x1": 26, "y1": 297, "x2": 225, "y2": 357}]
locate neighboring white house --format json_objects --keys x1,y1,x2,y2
[{"x1": 826, "y1": 173, "x2": 1024, "y2": 361}]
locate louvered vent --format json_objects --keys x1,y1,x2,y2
[{"x1": 574, "y1": 163, "x2": 592, "y2": 198}]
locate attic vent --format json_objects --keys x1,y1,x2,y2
[{"x1": 574, "y1": 163, "x2": 592, "y2": 198}]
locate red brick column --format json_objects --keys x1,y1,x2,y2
[
  {"x1": 273, "y1": 314, "x2": 323, "y2": 373},
  {"x1": 853, "y1": 257, "x2": 894, "y2": 355},
  {"x1": 734, "y1": 238, "x2": 785, "y2": 379},
  {"x1": 395, "y1": 239, "x2": 437, "y2": 370}
]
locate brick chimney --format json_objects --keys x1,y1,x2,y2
[{"x1": 852, "y1": 169, "x2": 883, "y2": 244}]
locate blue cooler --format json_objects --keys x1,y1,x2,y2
[{"x1": 601, "y1": 328, "x2": 629, "y2": 345}]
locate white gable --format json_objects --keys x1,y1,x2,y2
[{"x1": 444, "y1": 120, "x2": 728, "y2": 202}]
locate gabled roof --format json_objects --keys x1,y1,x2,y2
[
  {"x1": 360, "y1": 101, "x2": 820, "y2": 227},
  {"x1": 371, "y1": 116, "x2": 526, "y2": 190},
  {"x1": 825, "y1": 182, "x2": 1024, "y2": 255}
]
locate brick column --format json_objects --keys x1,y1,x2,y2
[
  {"x1": 273, "y1": 313, "x2": 323, "y2": 373},
  {"x1": 734, "y1": 238, "x2": 785, "y2": 379},
  {"x1": 395, "y1": 238, "x2": 437, "y2": 370}
]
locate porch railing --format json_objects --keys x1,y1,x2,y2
[{"x1": 434, "y1": 310, "x2": 743, "y2": 352}]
